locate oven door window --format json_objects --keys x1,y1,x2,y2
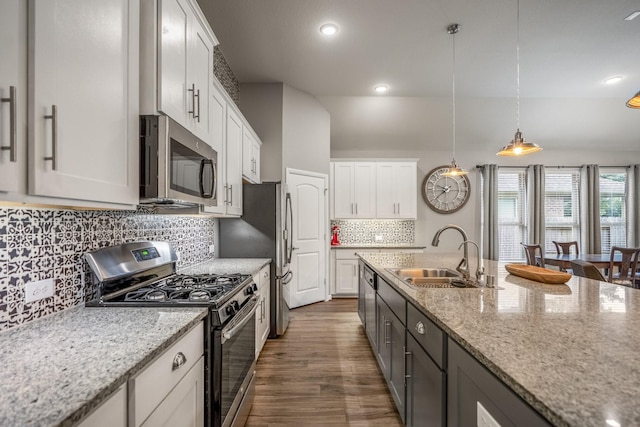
[
  {"x1": 170, "y1": 138, "x2": 213, "y2": 198},
  {"x1": 221, "y1": 310, "x2": 256, "y2": 421}
]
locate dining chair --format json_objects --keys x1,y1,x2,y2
[
  {"x1": 570, "y1": 260, "x2": 606, "y2": 282},
  {"x1": 521, "y1": 243, "x2": 545, "y2": 268},
  {"x1": 552, "y1": 241, "x2": 579, "y2": 272},
  {"x1": 608, "y1": 246, "x2": 640, "y2": 287},
  {"x1": 552, "y1": 241, "x2": 579, "y2": 256}
]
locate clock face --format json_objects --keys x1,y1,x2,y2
[{"x1": 422, "y1": 166, "x2": 471, "y2": 214}]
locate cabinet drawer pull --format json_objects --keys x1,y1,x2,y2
[
  {"x1": 43, "y1": 105, "x2": 57, "y2": 170},
  {"x1": 172, "y1": 352, "x2": 187, "y2": 371},
  {"x1": 415, "y1": 321, "x2": 425, "y2": 335},
  {"x1": 385, "y1": 319, "x2": 391, "y2": 346},
  {"x1": 1, "y1": 86, "x2": 17, "y2": 162},
  {"x1": 188, "y1": 83, "x2": 196, "y2": 118},
  {"x1": 195, "y1": 88, "x2": 200, "y2": 122}
]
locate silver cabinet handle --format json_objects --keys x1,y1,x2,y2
[
  {"x1": 195, "y1": 88, "x2": 200, "y2": 122},
  {"x1": 172, "y1": 352, "x2": 187, "y2": 371},
  {"x1": 405, "y1": 348, "x2": 412, "y2": 379},
  {"x1": 229, "y1": 184, "x2": 233, "y2": 205},
  {"x1": 44, "y1": 105, "x2": 57, "y2": 170},
  {"x1": 355, "y1": 203, "x2": 358, "y2": 215},
  {"x1": 415, "y1": 321, "x2": 425, "y2": 335},
  {"x1": 385, "y1": 319, "x2": 391, "y2": 346},
  {"x1": 1, "y1": 86, "x2": 17, "y2": 162},
  {"x1": 188, "y1": 83, "x2": 196, "y2": 118},
  {"x1": 397, "y1": 203, "x2": 400, "y2": 215}
]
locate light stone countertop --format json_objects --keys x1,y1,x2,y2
[
  {"x1": 179, "y1": 258, "x2": 271, "y2": 276},
  {"x1": 359, "y1": 251, "x2": 640, "y2": 427},
  {"x1": 0, "y1": 306, "x2": 207, "y2": 427}
]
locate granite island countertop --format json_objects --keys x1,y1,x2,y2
[
  {"x1": 359, "y1": 251, "x2": 640, "y2": 427},
  {"x1": 0, "y1": 306, "x2": 207, "y2": 427}
]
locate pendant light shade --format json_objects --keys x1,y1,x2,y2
[
  {"x1": 496, "y1": 0, "x2": 541, "y2": 157},
  {"x1": 627, "y1": 91, "x2": 640, "y2": 108},
  {"x1": 497, "y1": 129, "x2": 542, "y2": 156},
  {"x1": 442, "y1": 24, "x2": 468, "y2": 177}
]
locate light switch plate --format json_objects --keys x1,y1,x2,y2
[
  {"x1": 374, "y1": 234, "x2": 383, "y2": 242},
  {"x1": 477, "y1": 402, "x2": 501, "y2": 427},
  {"x1": 209, "y1": 244, "x2": 215, "y2": 254},
  {"x1": 25, "y1": 278, "x2": 54, "y2": 303}
]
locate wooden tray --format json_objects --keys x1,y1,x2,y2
[{"x1": 505, "y1": 264, "x2": 572, "y2": 284}]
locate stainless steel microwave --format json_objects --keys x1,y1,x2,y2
[{"x1": 139, "y1": 115, "x2": 217, "y2": 210}]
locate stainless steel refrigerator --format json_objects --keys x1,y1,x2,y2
[{"x1": 218, "y1": 182, "x2": 292, "y2": 337}]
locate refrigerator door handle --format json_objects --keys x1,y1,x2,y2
[
  {"x1": 284, "y1": 192, "x2": 293, "y2": 265},
  {"x1": 278, "y1": 270, "x2": 293, "y2": 285}
]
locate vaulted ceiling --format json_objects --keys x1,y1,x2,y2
[{"x1": 199, "y1": 0, "x2": 640, "y2": 152}]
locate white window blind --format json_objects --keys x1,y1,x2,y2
[
  {"x1": 599, "y1": 170, "x2": 627, "y2": 253},
  {"x1": 544, "y1": 170, "x2": 580, "y2": 253},
  {"x1": 498, "y1": 170, "x2": 527, "y2": 260}
]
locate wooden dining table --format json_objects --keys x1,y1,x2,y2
[{"x1": 539, "y1": 253, "x2": 623, "y2": 270}]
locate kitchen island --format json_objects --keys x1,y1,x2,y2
[{"x1": 359, "y1": 251, "x2": 640, "y2": 427}]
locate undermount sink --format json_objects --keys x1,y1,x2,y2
[{"x1": 385, "y1": 267, "x2": 478, "y2": 288}]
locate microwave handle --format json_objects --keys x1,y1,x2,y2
[{"x1": 199, "y1": 159, "x2": 214, "y2": 199}]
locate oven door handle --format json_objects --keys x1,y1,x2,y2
[{"x1": 222, "y1": 295, "x2": 259, "y2": 344}]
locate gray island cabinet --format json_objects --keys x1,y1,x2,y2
[{"x1": 357, "y1": 251, "x2": 640, "y2": 427}]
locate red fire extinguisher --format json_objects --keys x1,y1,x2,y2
[{"x1": 331, "y1": 225, "x2": 341, "y2": 246}]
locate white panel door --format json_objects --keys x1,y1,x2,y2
[
  {"x1": 0, "y1": 0, "x2": 26, "y2": 193},
  {"x1": 286, "y1": 169, "x2": 328, "y2": 309}
]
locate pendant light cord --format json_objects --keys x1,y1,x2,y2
[
  {"x1": 516, "y1": 0, "x2": 520, "y2": 130},
  {"x1": 452, "y1": 29, "x2": 456, "y2": 161}
]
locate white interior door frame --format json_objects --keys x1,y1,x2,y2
[{"x1": 285, "y1": 168, "x2": 330, "y2": 306}]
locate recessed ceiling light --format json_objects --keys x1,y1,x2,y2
[
  {"x1": 374, "y1": 85, "x2": 389, "y2": 94},
  {"x1": 604, "y1": 76, "x2": 623, "y2": 85},
  {"x1": 319, "y1": 23, "x2": 339, "y2": 36},
  {"x1": 624, "y1": 10, "x2": 640, "y2": 21}
]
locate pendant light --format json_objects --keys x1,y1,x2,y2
[
  {"x1": 442, "y1": 23, "x2": 468, "y2": 177},
  {"x1": 497, "y1": 0, "x2": 542, "y2": 156},
  {"x1": 627, "y1": 91, "x2": 640, "y2": 108}
]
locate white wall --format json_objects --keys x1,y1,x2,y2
[
  {"x1": 240, "y1": 83, "x2": 331, "y2": 180},
  {"x1": 282, "y1": 85, "x2": 331, "y2": 177},
  {"x1": 239, "y1": 83, "x2": 284, "y2": 182},
  {"x1": 332, "y1": 148, "x2": 640, "y2": 254}
]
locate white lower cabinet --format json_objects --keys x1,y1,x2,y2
[
  {"x1": 254, "y1": 265, "x2": 270, "y2": 358},
  {"x1": 332, "y1": 250, "x2": 359, "y2": 295},
  {"x1": 130, "y1": 322, "x2": 204, "y2": 427},
  {"x1": 76, "y1": 386, "x2": 127, "y2": 427}
]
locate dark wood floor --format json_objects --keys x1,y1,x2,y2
[{"x1": 246, "y1": 299, "x2": 403, "y2": 427}]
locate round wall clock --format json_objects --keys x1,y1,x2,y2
[{"x1": 422, "y1": 165, "x2": 471, "y2": 214}]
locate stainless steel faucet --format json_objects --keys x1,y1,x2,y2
[
  {"x1": 431, "y1": 224, "x2": 470, "y2": 280},
  {"x1": 458, "y1": 240, "x2": 485, "y2": 284}
]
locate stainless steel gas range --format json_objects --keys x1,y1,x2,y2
[{"x1": 85, "y1": 241, "x2": 256, "y2": 427}]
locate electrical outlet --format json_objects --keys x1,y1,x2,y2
[
  {"x1": 25, "y1": 278, "x2": 54, "y2": 303},
  {"x1": 477, "y1": 402, "x2": 501, "y2": 427},
  {"x1": 374, "y1": 234, "x2": 383, "y2": 242},
  {"x1": 175, "y1": 251, "x2": 181, "y2": 261},
  {"x1": 209, "y1": 244, "x2": 215, "y2": 254}
]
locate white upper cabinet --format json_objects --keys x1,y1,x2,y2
[
  {"x1": 331, "y1": 162, "x2": 376, "y2": 219},
  {"x1": 331, "y1": 160, "x2": 417, "y2": 219},
  {"x1": 202, "y1": 80, "x2": 227, "y2": 215},
  {"x1": 376, "y1": 162, "x2": 417, "y2": 219},
  {"x1": 224, "y1": 108, "x2": 243, "y2": 216},
  {"x1": 242, "y1": 127, "x2": 261, "y2": 184},
  {"x1": 141, "y1": 0, "x2": 217, "y2": 144},
  {"x1": 27, "y1": 0, "x2": 139, "y2": 206},
  {"x1": 0, "y1": 0, "x2": 26, "y2": 194}
]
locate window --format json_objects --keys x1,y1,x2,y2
[
  {"x1": 600, "y1": 170, "x2": 627, "y2": 253},
  {"x1": 497, "y1": 170, "x2": 527, "y2": 260},
  {"x1": 544, "y1": 170, "x2": 580, "y2": 253}
]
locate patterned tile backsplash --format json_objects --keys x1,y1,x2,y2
[
  {"x1": 331, "y1": 220, "x2": 415, "y2": 245},
  {"x1": 0, "y1": 207, "x2": 215, "y2": 331}
]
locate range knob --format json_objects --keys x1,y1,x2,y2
[
  {"x1": 245, "y1": 284, "x2": 256, "y2": 295},
  {"x1": 231, "y1": 301, "x2": 241, "y2": 312},
  {"x1": 225, "y1": 305, "x2": 237, "y2": 316}
]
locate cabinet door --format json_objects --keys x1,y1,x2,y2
[
  {"x1": 394, "y1": 162, "x2": 417, "y2": 219},
  {"x1": 187, "y1": 14, "x2": 213, "y2": 143},
  {"x1": 406, "y1": 335, "x2": 445, "y2": 427},
  {"x1": 141, "y1": 357, "x2": 205, "y2": 427},
  {"x1": 352, "y1": 162, "x2": 376, "y2": 218},
  {"x1": 332, "y1": 162, "x2": 355, "y2": 218},
  {"x1": 202, "y1": 81, "x2": 226, "y2": 215},
  {"x1": 158, "y1": 0, "x2": 189, "y2": 124},
  {"x1": 376, "y1": 163, "x2": 396, "y2": 218},
  {"x1": 335, "y1": 259, "x2": 358, "y2": 294},
  {"x1": 28, "y1": 0, "x2": 139, "y2": 205},
  {"x1": 242, "y1": 129, "x2": 257, "y2": 182},
  {"x1": 364, "y1": 283, "x2": 377, "y2": 347},
  {"x1": 225, "y1": 108, "x2": 243, "y2": 215},
  {"x1": 376, "y1": 298, "x2": 392, "y2": 377},
  {"x1": 77, "y1": 386, "x2": 127, "y2": 427},
  {"x1": 388, "y1": 308, "x2": 406, "y2": 422},
  {"x1": 0, "y1": 0, "x2": 26, "y2": 193},
  {"x1": 260, "y1": 278, "x2": 270, "y2": 349},
  {"x1": 358, "y1": 262, "x2": 366, "y2": 325}
]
